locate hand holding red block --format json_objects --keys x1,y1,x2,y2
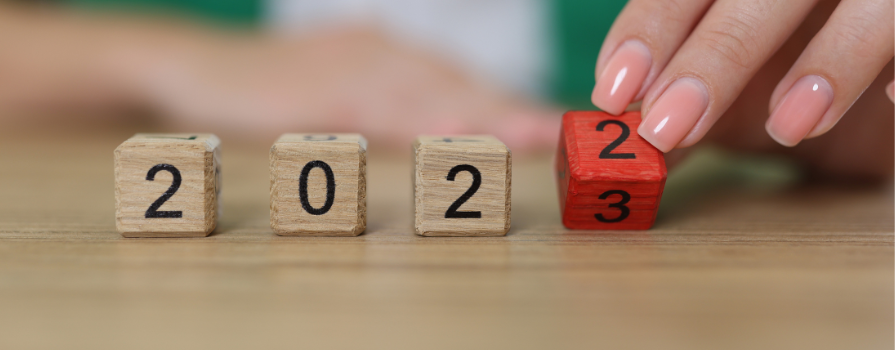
[{"x1": 555, "y1": 111, "x2": 667, "y2": 230}]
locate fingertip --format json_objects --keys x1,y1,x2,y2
[
  {"x1": 637, "y1": 77, "x2": 708, "y2": 153},
  {"x1": 765, "y1": 120, "x2": 799, "y2": 147},
  {"x1": 591, "y1": 88, "x2": 620, "y2": 116},
  {"x1": 591, "y1": 40, "x2": 652, "y2": 116},
  {"x1": 767, "y1": 75, "x2": 834, "y2": 144},
  {"x1": 887, "y1": 80, "x2": 894, "y2": 103},
  {"x1": 637, "y1": 121, "x2": 673, "y2": 153},
  {"x1": 591, "y1": 89, "x2": 624, "y2": 116}
]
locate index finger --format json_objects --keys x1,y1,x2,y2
[{"x1": 592, "y1": 0, "x2": 714, "y2": 115}]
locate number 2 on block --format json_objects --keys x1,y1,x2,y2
[
  {"x1": 144, "y1": 164, "x2": 183, "y2": 218},
  {"x1": 444, "y1": 164, "x2": 482, "y2": 219},
  {"x1": 597, "y1": 120, "x2": 636, "y2": 159}
]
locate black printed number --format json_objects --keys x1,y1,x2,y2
[
  {"x1": 597, "y1": 120, "x2": 636, "y2": 159},
  {"x1": 594, "y1": 190, "x2": 630, "y2": 223},
  {"x1": 444, "y1": 164, "x2": 482, "y2": 219},
  {"x1": 145, "y1": 164, "x2": 183, "y2": 218},
  {"x1": 299, "y1": 160, "x2": 336, "y2": 215}
]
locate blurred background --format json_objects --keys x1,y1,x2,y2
[{"x1": 0, "y1": 0, "x2": 892, "y2": 177}]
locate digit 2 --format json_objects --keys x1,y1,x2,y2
[
  {"x1": 145, "y1": 164, "x2": 183, "y2": 218},
  {"x1": 596, "y1": 120, "x2": 636, "y2": 159},
  {"x1": 444, "y1": 164, "x2": 482, "y2": 218},
  {"x1": 299, "y1": 160, "x2": 336, "y2": 215},
  {"x1": 594, "y1": 190, "x2": 631, "y2": 223}
]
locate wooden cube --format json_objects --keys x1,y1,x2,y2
[
  {"x1": 555, "y1": 111, "x2": 666, "y2": 230},
  {"x1": 413, "y1": 135, "x2": 511, "y2": 236},
  {"x1": 114, "y1": 134, "x2": 221, "y2": 237},
  {"x1": 270, "y1": 134, "x2": 367, "y2": 236}
]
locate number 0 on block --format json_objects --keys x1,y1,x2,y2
[
  {"x1": 555, "y1": 111, "x2": 667, "y2": 230},
  {"x1": 269, "y1": 134, "x2": 367, "y2": 236},
  {"x1": 413, "y1": 135, "x2": 511, "y2": 236}
]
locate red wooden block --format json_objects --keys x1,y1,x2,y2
[{"x1": 555, "y1": 111, "x2": 667, "y2": 230}]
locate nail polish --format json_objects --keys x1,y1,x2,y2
[
  {"x1": 886, "y1": 81, "x2": 894, "y2": 102},
  {"x1": 638, "y1": 78, "x2": 709, "y2": 153},
  {"x1": 766, "y1": 75, "x2": 833, "y2": 147},
  {"x1": 592, "y1": 40, "x2": 652, "y2": 115}
]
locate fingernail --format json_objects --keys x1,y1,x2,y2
[
  {"x1": 766, "y1": 75, "x2": 833, "y2": 147},
  {"x1": 592, "y1": 40, "x2": 651, "y2": 115},
  {"x1": 886, "y1": 81, "x2": 894, "y2": 103},
  {"x1": 638, "y1": 78, "x2": 708, "y2": 153}
]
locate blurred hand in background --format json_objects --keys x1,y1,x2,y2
[
  {"x1": 0, "y1": 2, "x2": 559, "y2": 152},
  {"x1": 0, "y1": 0, "x2": 891, "y2": 180}
]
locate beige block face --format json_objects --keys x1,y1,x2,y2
[
  {"x1": 414, "y1": 135, "x2": 511, "y2": 236},
  {"x1": 270, "y1": 134, "x2": 366, "y2": 236},
  {"x1": 114, "y1": 134, "x2": 220, "y2": 237}
]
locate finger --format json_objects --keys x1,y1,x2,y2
[
  {"x1": 766, "y1": 0, "x2": 895, "y2": 146},
  {"x1": 888, "y1": 80, "x2": 894, "y2": 103},
  {"x1": 591, "y1": 0, "x2": 714, "y2": 115},
  {"x1": 636, "y1": 0, "x2": 820, "y2": 152}
]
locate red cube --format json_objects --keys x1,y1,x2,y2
[{"x1": 555, "y1": 111, "x2": 667, "y2": 230}]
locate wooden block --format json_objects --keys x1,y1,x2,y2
[
  {"x1": 114, "y1": 134, "x2": 221, "y2": 237},
  {"x1": 413, "y1": 135, "x2": 511, "y2": 237},
  {"x1": 270, "y1": 134, "x2": 366, "y2": 236},
  {"x1": 555, "y1": 111, "x2": 667, "y2": 230}
]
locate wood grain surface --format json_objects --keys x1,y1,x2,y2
[{"x1": 0, "y1": 125, "x2": 891, "y2": 350}]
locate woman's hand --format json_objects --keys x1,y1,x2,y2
[{"x1": 591, "y1": 0, "x2": 893, "y2": 153}]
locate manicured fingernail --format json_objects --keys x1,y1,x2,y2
[
  {"x1": 886, "y1": 81, "x2": 894, "y2": 103},
  {"x1": 638, "y1": 78, "x2": 708, "y2": 153},
  {"x1": 592, "y1": 40, "x2": 651, "y2": 115},
  {"x1": 766, "y1": 75, "x2": 833, "y2": 147}
]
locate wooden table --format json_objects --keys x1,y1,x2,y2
[{"x1": 0, "y1": 126, "x2": 891, "y2": 349}]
